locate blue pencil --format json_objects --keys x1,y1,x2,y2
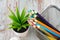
[
  {"x1": 35, "y1": 23, "x2": 60, "y2": 38},
  {"x1": 30, "y1": 10, "x2": 60, "y2": 32}
]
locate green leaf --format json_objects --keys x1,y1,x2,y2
[
  {"x1": 25, "y1": 13, "x2": 29, "y2": 17},
  {"x1": 16, "y1": 7, "x2": 21, "y2": 22},
  {"x1": 9, "y1": 15, "x2": 19, "y2": 23},
  {"x1": 22, "y1": 25, "x2": 26, "y2": 29},
  {"x1": 17, "y1": 27, "x2": 22, "y2": 31},
  {"x1": 21, "y1": 17, "x2": 28, "y2": 24},
  {"x1": 8, "y1": 7, "x2": 16, "y2": 17},
  {"x1": 23, "y1": 24, "x2": 30, "y2": 27},
  {"x1": 20, "y1": 8, "x2": 26, "y2": 20},
  {"x1": 9, "y1": 16, "x2": 21, "y2": 27},
  {"x1": 13, "y1": 22, "x2": 21, "y2": 27},
  {"x1": 9, "y1": 22, "x2": 21, "y2": 29},
  {"x1": 9, "y1": 26, "x2": 17, "y2": 29},
  {"x1": 21, "y1": 13, "x2": 29, "y2": 24},
  {"x1": 8, "y1": 7, "x2": 19, "y2": 22},
  {"x1": 22, "y1": 24, "x2": 30, "y2": 29}
]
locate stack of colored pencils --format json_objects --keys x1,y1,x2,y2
[{"x1": 28, "y1": 10, "x2": 60, "y2": 40}]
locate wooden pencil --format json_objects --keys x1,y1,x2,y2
[{"x1": 33, "y1": 19, "x2": 60, "y2": 35}]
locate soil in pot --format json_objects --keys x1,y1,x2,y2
[{"x1": 13, "y1": 26, "x2": 29, "y2": 33}]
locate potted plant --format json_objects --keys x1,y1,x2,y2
[{"x1": 8, "y1": 7, "x2": 30, "y2": 37}]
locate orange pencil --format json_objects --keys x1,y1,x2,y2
[
  {"x1": 28, "y1": 19, "x2": 57, "y2": 39},
  {"x1": 32, "y1": 18, "x2": 60, "y2": 35}
]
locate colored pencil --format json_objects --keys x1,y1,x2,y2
[
  {"x1": 36, "y1": 13, "x2": 59, "y2": 32},
  {"x1": 28, "y1": 19, "x2": 57, "y2": 38}
]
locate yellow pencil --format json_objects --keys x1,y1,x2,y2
[
  {"x1": 28, "y1": 19, "x2": 56, "y2": 39},
  {"x1": 31, "y1": 18, "x2": 60, "y2": 35},
  {"x1": 47, "y1": 36, "x2": 57, "y2": 40}
]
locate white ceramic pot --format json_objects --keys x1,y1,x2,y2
[{"x1": 13, "y1": 27, "x2": 30, "y2": 37}]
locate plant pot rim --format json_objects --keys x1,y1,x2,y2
[{"x1": 13, "y1": 27, "x2": 30, "y2": 37}]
